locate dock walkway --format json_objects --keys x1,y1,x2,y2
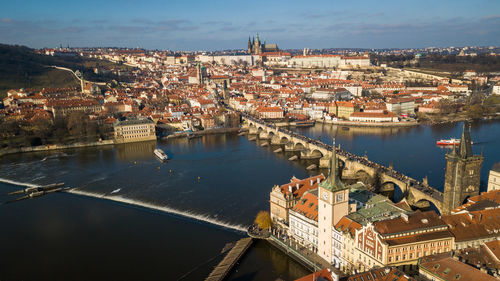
[{"x1": 205, "y1": 237, "x2": 253, "y2": 281}]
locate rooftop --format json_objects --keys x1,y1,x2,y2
[{"x1": 419, "y1": 253, "x2": 498, "y2": 281}]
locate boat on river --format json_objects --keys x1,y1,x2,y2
[
  {"x1": 154, "y1": 148, "x2": 168, "y2": 161},
  {"x1": 436, "y1": 138, "x2": 474, "y2": 146}
]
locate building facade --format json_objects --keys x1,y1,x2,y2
[
  {"x1": 113, "y1": 117, "x2": 156, "y2": 143},
  {"x1": 289, "y1": 191, "x2": 320, "y2": 252},
  {"x1": 487, "y1": 163, "x2": 500, "y2": 192}
]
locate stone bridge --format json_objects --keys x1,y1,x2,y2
[{"x1": 241, "y1": 115, "x2": 445, "y2": 214}]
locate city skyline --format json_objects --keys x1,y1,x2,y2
[{"x1": 1, "y1": 0, "x2": 499, "y2": 51}]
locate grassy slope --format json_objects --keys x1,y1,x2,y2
[{"x1": 0, "y1": 44, "x2": 134, "y2": 99}]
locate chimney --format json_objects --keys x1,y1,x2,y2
[
  {"x1": 296, "y1": 183, "x2": 300, "y2": 189},
  {"x1": 288, "y1": 185, "x2": 292, "y2": 193},
  {"x1": 317, "y1": 177, "x2": 321, "y2": 183},
  {"x1": 310, "y1": 179, "x2": 313, "y2": 186}
]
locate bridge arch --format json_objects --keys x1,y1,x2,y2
[
  {"x1": 310, "y1": 149, "x2": 323, "y2": 158},
  {"x1": 354, "y1": 169, "x2": 373, "y2": 185},
  {"x1": 280, "y1": 136, "x2": 290, "y2": 144},
  {"x1": 413, "y1": 199, "x2": 441, "y2": 213},
  {"x1": 379, "y1": 181, "x2": 404, "y2": 201},
  {"x1": 294, "y1": 142, "x2": 306, "y2": 151}
]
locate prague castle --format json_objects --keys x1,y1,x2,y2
[{"x1": 247, "y1": 34, "x2": 279, "y2": 55}]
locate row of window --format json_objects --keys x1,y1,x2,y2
[
  {"x1": 120, "y1": 130, "x2": 151, "y2": 135},
  {"x1": 388, "y1": 248, "x2": 448, "y2": 263},
  {"x1": 388, "y1": 241, "x2": 450, "y2": 254},
  {"x1": 119, "y1": 134, "x2": 153, "y2": 139}
]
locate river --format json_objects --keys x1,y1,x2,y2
[{"x1": 0, "y1": 120, "x2": 499, "y2": 280}]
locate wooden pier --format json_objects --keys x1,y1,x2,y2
[{"x1": 205, "y1": 237, "x2": 253, "y2": 281}]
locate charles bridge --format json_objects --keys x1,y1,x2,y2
[{"x1": 240, "y1": 114, "x2": 445, "y2": 213}]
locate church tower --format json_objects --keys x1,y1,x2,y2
[
  {"x1": 254, "y1": 34, "x2": 262, "y2": 55},
  {"x1": 247, "y1": 37, "x2": 252, "y2": 54},
  {"x1": 318, "y1": 140, "x2": 349, "y2": 263},
  {"x1": 442, "y1": 121, "x2": 483, "y2": 214}
]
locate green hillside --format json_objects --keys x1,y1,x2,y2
[{"x1": 0, "y1": 44, "x2": 134, "y2": 98}]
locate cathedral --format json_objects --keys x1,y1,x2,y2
[{"x1": 247, "y1": 34, "x2": 279, "y2": 55}]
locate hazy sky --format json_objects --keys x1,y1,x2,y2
[{"x1": 1, "y1": 0, "x2": 499, "y2": 50}]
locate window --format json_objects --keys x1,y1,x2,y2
[{"x1": 337, "y1": 193, "x2": 343, "y2": 202}]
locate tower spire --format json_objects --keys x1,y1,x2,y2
[
  {"x1": 319, "y1": 138, "x2": 345, "y2": 191},
  {"x1": 330, "y1": 138, "x2": 337, "y2": 183},
  {"x1": 458, "y1": 120, "x2": 472, "y2": 158}
]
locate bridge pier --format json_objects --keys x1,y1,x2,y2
[
  {"x1": 248, "y1": 127, "x2": 259, "y2": 135},
  {"x1": 270, "y1": 135, "x2": 282, "y2": 145},
  {"x1": 259, "y1": 132, "x2": 269, "y2": 139},
  {"x1": 319, "y1": 156, "x2": 330, "y2": 169},
  {"x1": 300, "y1": 151, "x2": 322, "y2": 160},
  {"x1": 284, "y1": 142, "x2": 301, "y2": 152}
]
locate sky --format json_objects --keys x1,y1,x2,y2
[{"x1": 0, "y1": 0, "x2": 499, "y2": 51}]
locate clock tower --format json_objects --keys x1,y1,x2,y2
[
  {"x1": 442, "y1": 121, "x2": 483, "y2": 214},
  {"x1": 318, "y1": 139, "x2": 349, "y2": 263}
]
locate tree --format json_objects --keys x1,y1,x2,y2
[
  {"x1": 67, "y1": 111, "x2": 87, "y2": 141},
  {"x1": 254, "y1": 211, "x2": 272, "y2": 230},
  {"x1": 467, "y1": 104, "x2": 487, "y2": 120}
]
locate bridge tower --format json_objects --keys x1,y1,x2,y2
[
  {"x1": 442, "y1": 121, "x2": 483, "y2": 214},
  {"x1": 318, "y1": 139, "x2": 349, "y2": 264}
]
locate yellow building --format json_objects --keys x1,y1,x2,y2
[
  {"x1": 330, "y1": 101, "x2": 360, "y2": 119},
  {"x1": 113, "y1": 117, "x2": 156, "y2": 143}
]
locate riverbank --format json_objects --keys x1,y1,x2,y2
[
  {"x1": 317, "y1": 119, "x2": 419, "y2": 127},
  {"x1": 162, "y1": 127, "x2": 241, "y2": 139},
  {"x1": 417, "y1": 112, "x2": 500, "y2": 125},
  {"x1": 0, "y1": 139, "x2": 115, "y2": 157}
]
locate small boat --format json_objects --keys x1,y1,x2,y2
[
  {"x1": 436, "y1": 138, "x2": 473, "y2": 146},
  {"x1": 154, "y1": 148, "x2": 168, "y2": 161}
]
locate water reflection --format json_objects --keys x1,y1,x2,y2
[{"x1": 115, "y1": 141, "x2": 156, "y2": 162}]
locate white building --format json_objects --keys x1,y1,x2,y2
[
  {"x1": 289, "y1": 191, "x2": 320, "y2": 252},
  {"x1": 487, "y1": 163, "x2": 500, "y2": 192},
  {"x1": 349, "y1": 111, "x2": 399, "y2": 122},
  {"x1": 492, "y1": 84, "x2": 500, "y2": 96},
  {"x1": 385, "y1": 98, "x2": 415, "y2": 116}
]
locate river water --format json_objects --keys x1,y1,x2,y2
[{"x1": 0, "y1": 120, "x2": 499, "y2": 280}]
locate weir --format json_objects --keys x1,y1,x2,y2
[
  {"x1": 0, "y1": 178, "x2": 247, "y2": 233},
  {"x1": 67, "y1": 189, "x2": 247, "y2": 232}
]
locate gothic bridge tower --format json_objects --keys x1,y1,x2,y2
[{"x1": 442, "y1": 121, "x2": 483, "y2": 214}]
